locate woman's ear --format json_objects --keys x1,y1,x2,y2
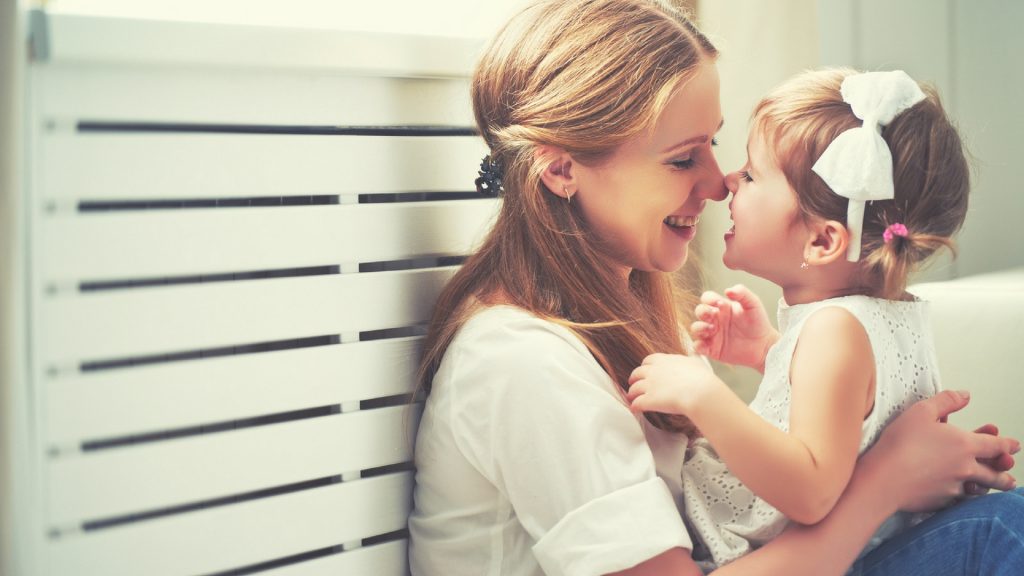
[
  {"x1": 535, "y1": 145, "x2": 576, "y2": 201},
  {"x1": 804, "y1": 219, "x2": 850, "y2": 265}
]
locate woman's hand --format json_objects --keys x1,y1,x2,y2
[
  {"x1": 690, "y1": 285, "x2": 779, "y2": 372},
  {"x1": 856, "y1": 390, "x2": 1019, "y2": 514}
]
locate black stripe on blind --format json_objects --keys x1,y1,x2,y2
[
  {"x1": 80, "y1": 475, "x2": 340, "y2": 532},
  {"x1": 78, "y1": 196, "x2": 340, "y2": 212},
  {"x1": 77, "y1": 121, "x2": 479, "y2": 137},
  {"x1": 77, "y1": 191, "x2": 481, "y2": 212},
  {"x1": 79, "y1": 334, "x2": 340, "y2": 373},
  {"x1": 76, "y1": 257, "x2": 464, "y2": 293},
  {"x1": 197, "y1": 531, "x2": 410, "y2": 576},
  {"x1": 80, "y1": 405, "x2": 339, "y2": 452}
]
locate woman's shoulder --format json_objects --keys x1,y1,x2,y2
[
  {"x1": 454, "y1": 305, "x2": 592, "y2": 359},
  {"x1": 437, "y1": 305, "x2": 612, "y2": 397}
]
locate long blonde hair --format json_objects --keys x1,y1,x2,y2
[
  {"x1": 419, "y1": 0, "x2": 718, "y2": 435},
  {"x1": 753, "y1": 68, "x2": 970, "y2": 299}
]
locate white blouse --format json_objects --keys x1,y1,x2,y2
[{"x1": 409, "y1": 306, "x2": 693, "y2": 576}]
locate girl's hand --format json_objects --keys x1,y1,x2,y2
[
  {"x1": 690, "y1": 285, "x2": 780, "y2": 372},
  {"x1": 857, "y1": 390, "x2": 1020, "y2": 514},
  {"x1": 627, "y1": 353, "x2": 723, "y2": 415}
]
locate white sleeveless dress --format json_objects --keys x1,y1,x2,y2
[{"x1": 681, "y1": 295, "x2": 941, "y2": 570}]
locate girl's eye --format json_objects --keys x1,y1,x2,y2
[
  {"x1": 670, "y1": 158, "x2": 696, "y2": 170},
  {"x1": 738, "y1": 170, "x2": 753, "y2": 182}
]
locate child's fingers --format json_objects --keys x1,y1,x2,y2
[
  {"x1": 626, "y1": 381, "x2": 646, "y2": 402},
  {"x1": 630, "y1": 394, "x2": 655, "y2": 414},
  {"x1": 628, "y1": 366, "x2": 646, "y2": 386},
  {"x1": 699, "y1": 290, "x2": 726, "y2": 306},
  {"x1": 690, "y1": 320, "x2": 716, "y2": 338},
  {"x1": 695, "y1": 303, "x2": 719, "y2": 322},
  {"x1": 724, "y1": 284, "x2": 760, "y2": 311}
]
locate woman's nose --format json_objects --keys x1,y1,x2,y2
[
  {"x1": 724, "y1": 171, "x2": 740, "y2": 194},
  {"x1": 699, "y1": 155, "x2": 728, "y2": 202}
]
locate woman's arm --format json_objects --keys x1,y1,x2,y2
[{"x1": 614, "y1": 390, "x2": 1020, "y2": 576}]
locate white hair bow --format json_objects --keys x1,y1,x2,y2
[{"x1": 811, "y1": 70, "x2": 926, "y2": 261}]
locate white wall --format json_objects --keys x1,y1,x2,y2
[
  {"x1": 818, "y1": 0, "x2": 1023, "y2": 280},
  {"x1": 1, "y1": 0, "x2": 31, "y2": 574}
]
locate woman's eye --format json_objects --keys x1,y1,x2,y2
[
  {"x1": 739, "y1": 170, "x2": 753, "y2": 182},
  {"x1": 670, "y1": 158, "x2": 695, "y2": 170}
]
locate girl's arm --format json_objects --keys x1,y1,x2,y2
[
  {"x1": 630, "y1": 307, "x2": 873, "y2": 524},
  {"x1": 614, "y1": 391, "x2": 1021, "y2": 576}
]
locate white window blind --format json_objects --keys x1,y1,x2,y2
[{"x1": 16, "y1": 10, "x2": 495, "y2": 575}]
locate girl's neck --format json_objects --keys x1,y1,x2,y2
[
  {"x1": 781, "y1": 283, "x2": 870, "y2": 306},
  {"x1": 779, "y1": 263, "x2": 877, "y2": 305}
]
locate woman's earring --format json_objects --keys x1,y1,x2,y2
[
  {"x1": 563, "y1": 185, "x2": 572, "y2": 205},
  {"x1": 800, "y1": 261, "x2": 809, "y2": 270}
]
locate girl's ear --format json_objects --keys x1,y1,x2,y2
[
  {"x1": 535, "y1": 145, "x2": 576, "y2": 201},
  {"x1": 804, "y1": 219, "x2": 850, "y2": 265}
]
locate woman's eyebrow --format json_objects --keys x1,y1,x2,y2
[{"x1": 660, "y1": 118, "x2": 725, "y2": 154}]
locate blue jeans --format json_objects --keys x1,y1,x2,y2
[{"x1": 849, "y1": 488, "x2": 1024, "y2": 576}]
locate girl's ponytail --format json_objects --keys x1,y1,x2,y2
[{"x1": 862, "y1": 225, "x2": 957, "y2": 300}]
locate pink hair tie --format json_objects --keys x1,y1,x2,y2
[{"x1": 883, "y1": 223, "x2": 909, "y2": 243}]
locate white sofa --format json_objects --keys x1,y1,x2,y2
[{"x1": 911, "y1": 267, "x2": 1024, "y2": 473}]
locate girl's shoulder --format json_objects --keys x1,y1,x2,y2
[{"x1": 783, "y1": 294, "x2": 927, "y2": 330}]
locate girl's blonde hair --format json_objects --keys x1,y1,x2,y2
[
  {"x1": 753, "y1": 68, "x2": 970, "y2": 299},
  {"x1": 418, "y1": 0, "x2": 718, "y2": 435}
]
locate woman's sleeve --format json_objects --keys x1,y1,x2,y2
[{"x1": 446, "y1": 317, "x2": 692, "y2": 576}]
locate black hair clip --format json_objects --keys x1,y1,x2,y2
[{"x1": 475, "y1": 155, "x2": 504, "y2": 197}]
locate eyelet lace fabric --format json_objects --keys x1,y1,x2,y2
[{"x1": 682, "y1": 295, "x2": 940, "y2": 570}]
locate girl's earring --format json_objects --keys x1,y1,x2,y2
[
  {"x1": 564, "y1": 185, "x2": 572, "y2": 205},
  {"x1": 800, "y1": 261, "x2": 809, "y2": 270}
]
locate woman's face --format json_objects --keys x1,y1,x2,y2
[{"x1": 572, "y1": 60, "x2": 727, "y2": 276}]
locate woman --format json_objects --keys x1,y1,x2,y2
[{"x1": 409, "y1": 1, "x2": 1021, "y2": 574}]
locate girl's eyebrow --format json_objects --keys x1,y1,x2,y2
[{"x1": 660, "y1": 118, "x2": 725, "y2": 154}]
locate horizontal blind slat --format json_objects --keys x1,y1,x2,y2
[
  {"x1": 264, "y1": 540, "x2": 408, "y2": 576},
  {"x1": 41, "y1": 200, "x2": 495, "y2": 281},
  {"x1": 48, "y1": 405, "x2": 419, "y2": 526},
  {"x1": 47, "y1": 337, "x2": 421, "y2": 445},
  {"x1": 34, "y1": 66, "x2": 474, "y2": 125},
  {"x1": 44, "y1": 14, "x2": 482, "y2": 76},
  {"x1": 40, "y1": 134, "x2": 488, "y2": 201},
  {"x1": 39, "y1": 267, "x2": 455, "y2": 363},
  {"x1": 46, "y1": 472, "x2": 413, "y2": 576}
]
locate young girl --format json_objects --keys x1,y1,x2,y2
[{"x1": 627, "y1": 68, "x2": 975, "y2": 570}]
